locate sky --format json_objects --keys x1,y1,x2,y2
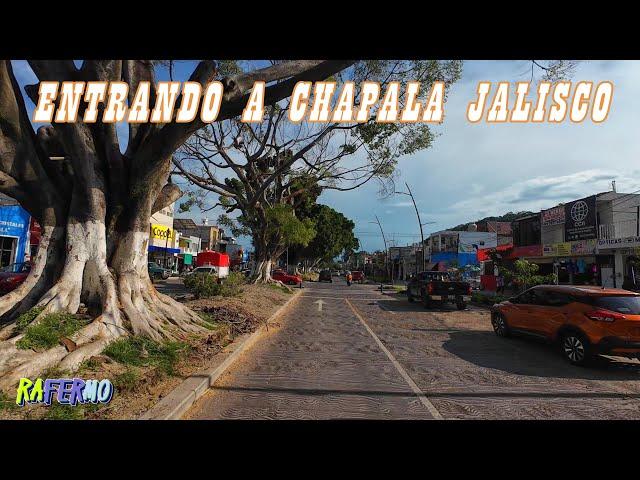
[
  {"x1": 320, "y1": 60, "x2": 640, "y2": 251},
  {"x1": 10, "y1": 60, "x2": 640, "y2": 253}
]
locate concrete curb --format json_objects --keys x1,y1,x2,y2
[{"x1": 139, "y1": 289, "x2": 303, "y2": 420}]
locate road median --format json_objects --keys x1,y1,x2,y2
[{"x1": 140, "y1": 288, "x2": 303, "y2": 420}]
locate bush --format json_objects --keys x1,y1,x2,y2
[
  {"x1": 220, "y1": 271, "x2": 245, "y2": 297},
  {"x1": 184, "y1": 273, "x2": 222, "y2": 298},
  {"x1": 16, "y1": 312, "x2": 90, "y2": 351}
]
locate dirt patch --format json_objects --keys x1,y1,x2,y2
[{"x1": 0, "y1": 284, "x2": 292, "y2": 420}]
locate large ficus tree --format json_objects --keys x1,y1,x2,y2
[
  {"x1": 0, "y1": 59, "x2": 352, "y2": 390},
  {"x1": 173, "y1": 60, "x2": 462, "y2": 282}
]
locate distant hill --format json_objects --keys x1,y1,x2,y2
[{"x1": 449, "y1": 211, "x2": 536, "y2": 231}]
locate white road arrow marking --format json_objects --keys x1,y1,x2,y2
[{"x1": 314, "y1": 299, "x2": 326, "y2": 312}]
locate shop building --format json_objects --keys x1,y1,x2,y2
[
  {"x1": 594, "y1": 191, "x2": 640, "y2": 289},
  {"x1": 149, "y1": 204, "x2": 180, "y2": 269},
  {"x1": 428, "y1": 228, "x2": 497, "y2": 267},
  {"x1": 0, "y1": 193, "x2": 31, "y2": 269},
  {"x1": 174, "y1": 218, "x2": 219, "y2": 251},
  {"x1": 176, "y1": 235, "x2": 201, "y2": 271}
]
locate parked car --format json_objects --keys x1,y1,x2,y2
[
  {"x1": 272, "y1": 269, "x2": 302, "y2": 285},
  {"x1": 0, "y1": 262, "x2": 31, "y2": 294},
  {"x1": 185, "y1": 266, "x2": 218, "y2": 276},
  {"x1": 319, "y1": 269, "x2": 333, "y2": 282},
  {"x1": 351, "y1": 271, "x2": 365, "y2": 283},
  {"x1": 491, "y1": 285, "x2": 640, "y2": 366},
  {"x1": 148, "y1": 262, "x2": 170, "y2": 281},
  {"x1": 406, "y1": 270, "x2": 472, "y2": 310}
]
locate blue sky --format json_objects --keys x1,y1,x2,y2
[{"x1": 11, "y1": 60, "x2": 639, "y2": 252}]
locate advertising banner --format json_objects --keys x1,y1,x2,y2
[
  {"x1": 151, "y1": 224, "x2": 174, "y2": 241},
  {"x1": 543, "y1": 239, "x2": 596, "y2": 257},
  {"x1": 0, "y1": 205, "x2": 31, "y2": 264},
  {"x1": 541, "y1": 205, "x2": 565, "y2": 226},
  {"x1": 458, "y1": 232, "x2": 497, "y2": 253},
  {"x1": 564, "y1": 195, "x2": 597, "y2": 241}
]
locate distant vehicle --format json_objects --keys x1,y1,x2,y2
[
  {"x1": 491, "y1": 285, "x2": 640, "y2": 366},
  {"x1": 407, "y1": 271, "x2": 472, "y2": 310},
  {"x1": 351, "y1": 271, "x2": 365, "y2": 283},
  {"x1": 148, "y1": 262, "x2": 171, "y2": 281},
  {"x1": 0, "y1": 262, "x2": 31, "y2": 294},
  {"x1": 272, "y1": 269, "x2": 302, "y2": 285},
  {"x1": 319, "y1": 270, "x2": 333, "y2": 283},
  {"x1": 186, "y1": 266, "x2": 218, "y2": 276}
]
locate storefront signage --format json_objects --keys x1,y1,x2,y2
[
  {"x1": 151, "y1": 224, "x2": 173, "y2": 241},
  {"x1": 543, "y1": 239, "x2": 596, "y2": 257},
  {"x1": 597, "y1": 236, "x2": 640, "y2": 250},
  {"x1": 564, "y1": 195, "x2": 597, "y2": 241},
  {"x1": 541, "y1": 205, "x2": 565, "y2": 226}
]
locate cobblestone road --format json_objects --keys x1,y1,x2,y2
[{"x1": 187, "y1": 279, "x2": 640, "y2": 419}]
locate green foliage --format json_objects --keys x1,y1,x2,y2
[
  {"x1": 43, "y1": 402, "x2": 85, "y2": 420},
  {"x1": 113, "y1": 367, "x2": 140, "y2": 392},
  {"x1": 14, "y1": 306, "x2": 44, "y2": 333},
  {"x1": 16, "y1": 313, "x2": 90, "y2": 351},
  {"x1": 268, "y1": 283, "x2": 293, "y2": 294},
  {"x1": 291, "y1": 203, "x2": 359, "y2": 267},
  {"x1": 184, "y1": 272, "x2": 245, "y2": 298},
  {"x1": 104, "y1": 337, "x2": 189, "y2": 376},
  {"x1": 501, "y1": 260, "x2": 557, "y2": 291},
  {"x1": 184, "y1": 273, "x2": 222, "y2": 298},
  {"x1": 265, "y1": 204, "x2": 316, "y2": 247},
  {"x1": 221, "y1": 271, "x2": 246, "y2": 297},
  {"x1": 0, "y1": 390, "x2": 17, "y2": 412},
  {"x1": 471, "y1": 292, "x2": 510, "y2": 305}
]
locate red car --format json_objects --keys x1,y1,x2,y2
[
  {"x1": 0, "y1": 262, "x2": 31, "y2": 294},
  {"x1": 272, "y1": 269, "x2": 302, "y2": 285}
]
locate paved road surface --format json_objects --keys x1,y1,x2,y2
[{"x1": 187, "y1": 278, "x2": 640, "y2": 419}]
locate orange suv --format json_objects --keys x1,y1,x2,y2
[{"x1": 491, "y1": 285, "x2": 640, "y2": 366}]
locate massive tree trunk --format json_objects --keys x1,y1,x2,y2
[{"x1": 0, "y1": 59, "x2": 353, "y2": 392}]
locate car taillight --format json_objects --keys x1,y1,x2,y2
[
  {"x1": 585, "y1": 309, "x2": 626, "y2": 323},
  {"x1": 467, "y1": 285, "x2": 473, "y2": 295},
  {"x1": 427, "y1": 283, "x2": 434, "y2": 294}
]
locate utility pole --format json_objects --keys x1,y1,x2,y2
[
  {"x1": 395, "y1": 182, "x2": 435, "y2": 273},
  {"x1": 370, "y1": 216, "x2": 390, "y2": 284}
]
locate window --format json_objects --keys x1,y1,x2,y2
[
  {"x1": 544, "y1": 291, "x2": 573, "y2": 307},
  {"x1": 592, "y1": 296, "x2": 640, "y2": 315}
]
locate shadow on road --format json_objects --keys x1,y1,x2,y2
[
  {"x1": 442, "y1": 330, "x2": 640, "y2": 381},
  {"x1": 375, "y1": 299, "x2": 477, "y2": 313},
  {"x1": 204, "y1": 383, "x2": 640, "y2": 399}
]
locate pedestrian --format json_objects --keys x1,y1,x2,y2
[
  {"x1": 346, "y1": 271, "x2": 353, "y2": 286},
  {"x1": 496, "y1": 274, "x2": 504, "y2": 294}
]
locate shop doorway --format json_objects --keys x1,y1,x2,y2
[
  {"x1": 601, "y1": 267, "x2": 615, "y2": 288},
  {"x1": 0, "y1": 236, "x2": 17, "y2": 268}
]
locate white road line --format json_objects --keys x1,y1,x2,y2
[{"x1": 345, "y1": 298, "x2": 444, "y2": 420}]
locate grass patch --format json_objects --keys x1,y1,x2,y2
[
  {"x1": 104, "y1": 337, "x2": 189, "y2": 376},
  {"x1": 197, "y1": 312, "x2": 222, "y2": 331},
  {"x1": 113, "y1": 367, "x2": 140, "y2": 392},
  {"x1": 42, "y1": 402, "x2": 85, "y2": 420},
  {"x1": 14, "y1": 306, "x2": 44, "y2": 333},
  {"x1": 16, "y1": 312, "x2": 89, "y2": 351},
  {"x1": 268, "y1": 283, "x2": 293, "y2": 294},
  {"x1": 0, "y1": 390, "x2": 17, "y2": 412}
]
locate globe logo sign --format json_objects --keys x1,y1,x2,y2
[{"x1": 570, "y1": 200, "x2": 589, "y2": 225}]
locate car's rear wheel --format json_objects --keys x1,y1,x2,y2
[
  {"x1": 456, "y1": 300, "x2": 466, "y2": 310},
  {"x1": 560, "y1": 331, "x2": 592, "y2": 366},
  {"x1": 491, "y1": 312, "x2": 510, "y2": 337},
  {"x1": 407, "y1": 291, "x2": 414, "y2": 303}
]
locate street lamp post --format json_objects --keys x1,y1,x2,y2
[
  {"x1": 395, "y1": 182, "x2": 435, "y2": 274},
  {"x1": 370, "y1": 216, "x2": 390, "y2": 285}
]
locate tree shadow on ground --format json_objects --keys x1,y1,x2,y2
[{"x1": 442, "y1": 330, "x2": 640, "y2": 381}]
